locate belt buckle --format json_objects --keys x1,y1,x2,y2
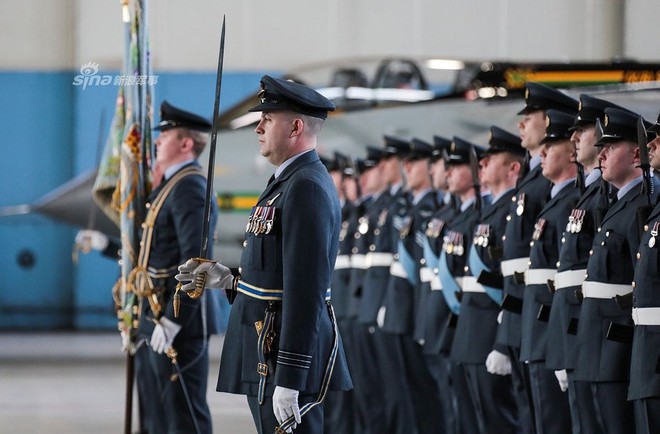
[{"x1": 257, "y1": 363, "x2": 268, "y2": 377}]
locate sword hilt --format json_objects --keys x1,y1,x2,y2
[{"x1": 173, "y1": 257, "x2": 213, "y2": 317}]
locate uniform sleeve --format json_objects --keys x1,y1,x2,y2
[
  {"x1": 162, "y1": 176, "x2": 212, "y2": 326},
  {"x1": 275, "y1": 175, "x2": 336, "y2": 390}
]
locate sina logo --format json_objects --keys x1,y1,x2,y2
[{"x1": 72, "y1": 62, "x2": 113, "y2": 90}]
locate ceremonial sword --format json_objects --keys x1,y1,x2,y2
[
  {"x1": 174, "y1": 16, "x2": 226, "y2": 316},
  {"x1": 468, "y1": 142, "x2": 482, "y2": 211}
]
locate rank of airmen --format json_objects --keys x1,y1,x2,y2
[{"x1": 321, "y1": 82, "x2": 660, "y2": 434}]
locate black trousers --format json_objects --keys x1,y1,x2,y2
[
  {"x1": 463, "y1": 363, "x2": 519, "y2": 434},
  {"x1": 566, "y1": 372, "x2": 598, "y2": 434},
  {"x1": 425, "y1": 353, "x2": 458, "y2": 434},
  {"x1": 589, "y1": 381, "x2": 635, "y2": 434},
  {"x1": 135, "y1": 336, "x2": 212, "y2": 434},
  {"x1": 505, "y1": 346, "x2": 536, "y2": 434},
  {"x1": 527, "y1": 361, "x2": 570, "y2": 434},
  {"x1": 634, "y1": 397, "x2": 660, "y2": 434},
  {"x1": 351, "y1": 324, "x2": 389, "y2": 434},
  {"x1": 323, "y1": 318, "x2": 358, "y2": 433}
]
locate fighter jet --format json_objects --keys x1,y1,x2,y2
[{"x1": 4, "y1": 56, "x2": 660, "y2": 266}]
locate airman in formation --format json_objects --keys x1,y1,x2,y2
[{"x1": 321, "y1": 81, "x2": 660, "y2": 434}]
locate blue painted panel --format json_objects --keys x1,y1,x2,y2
[
  {"x1": 0, "y1": 72, "x2": 76, "y2": 329},
  {"x1": 0, "y1": 69, "x2": 270, "y2": 330}
]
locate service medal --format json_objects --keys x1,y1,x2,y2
[
  {"x1": 516, "y1": 193, "x2": 525, "y2": 216},
  {"x1": 566, "y1": 211, "x2": 575, "y2": 232},
  {"x1": 650, "y1": 222, "x2": 659, "y2": 248},
  {"x1": 358, "y1": 217, "x2": 369, "y2": 235},
  {"x1": 400, "y1": 216, "x2": 412, "y2": 239}
]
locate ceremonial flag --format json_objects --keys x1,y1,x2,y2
[{"x1": 90, "y1": 1, "x2": 153, "y2": 432}]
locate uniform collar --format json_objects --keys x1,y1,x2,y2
[
  {"x1": 274, "y1": 149, "x2": 314, "y2": 179},
  {"x1": 617, "y1": 176, "x2": 643, "y2": 200},
  {"x1": 551, "y1": 178, "x2": 576, "y2": 198},
  {"x1": 584, "y1": 169, "x2": 601, "y2": 187},
  {"x1": 529, "y1": 154, "x2": 542, "y2": 170},
  {"x1": 164, "y1": 159, "x2": 196, "y2": 180}
]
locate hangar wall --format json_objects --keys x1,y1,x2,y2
[{"x1": 0, "y1": 0, "x2": 657, "y2": 329}]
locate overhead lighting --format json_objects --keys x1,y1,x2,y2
[{"x1": 426, "y1": 59, "x2": 465, "y2": 70}]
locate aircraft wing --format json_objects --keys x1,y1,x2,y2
[{"x1": 0, "y1": 169, "x2": 120, "y2": 238}]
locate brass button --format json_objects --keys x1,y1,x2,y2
[{"x1": 243, "y1": 240, "x2": 248, "y2": 248}]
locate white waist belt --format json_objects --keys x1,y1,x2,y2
[
  {"x1": 461, "y1": 276, "x2": 485, "y2": 293},
  {"x1": 525, "y1": 268, "x2": 556, "y2": 286},
  {"x1": 366, "y1": 252, "x2": 393, "y2": 268},
  {"x1": 632, "y1": 307, "x2": 660, "y2": 325},
  {"x1": 581, "y1": 281, "x2": 633, "y2": 299},
  {"x1": 501, "y1": 257, "x2": 530, "y2": 277},
  {"x1": 351, "y1": 254, "x2": 367, "y2": 270},
  {"x1": 334, "y1": 255, "x2": 350, "y2": 270},
  {"x1": 431, "y1": 275, "x2": 442, "y2": 291},
  {"x1": 420, "y1": 267, "x2": 434, "y2": 283},
  {"x1": 390, "y1": 261, "x2": 407, "y2": 279},
  {"x1": 554, "y1": 269, "x2": 586, "y2": 290}
]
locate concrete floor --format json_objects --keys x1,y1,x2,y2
[{"x1": 0, "y1": 332, "x2": 255, "y2": 434}]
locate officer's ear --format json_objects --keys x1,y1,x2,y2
[
  {"x1": 632, "y1": 143, "x2": 641, "y2": 165},
  {"x1": 180, "y1": 136, "x2": 195, "y2": 153},
  {"x1": 290, "y1": 118, "x2": 304, "y2": 138}
]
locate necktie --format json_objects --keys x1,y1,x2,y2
[{"x1": 267, "y1": 174, "x2": 276, "y2": 186}]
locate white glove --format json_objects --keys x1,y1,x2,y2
[
  {"x1": 497, "y1": 310, "x2": 503, "y2": 324},
  {"x1": 376, "y1": 306, "x2": 387, "y2": 328},
  {"x1": 273, "y1": 386, "x2": 301, "y2": 432},
  {"x1": 120, "y1": 329, "x2": 131, "y2": 353},
  {"x1": 175, "y1": 259, "x2": 234, "y2": 291},
  {"x1": 554, "y1": 369, "x2": 569, "y2": 392},
  {"x1": 75, "y1": 229, "x2": 109, "y2": 251},
  {"x1": 486, "y1": 350, "x2": 512, "y2": 376},
  {"x1": 150, "y1": 317, "x2": 182, "y2": 354}
]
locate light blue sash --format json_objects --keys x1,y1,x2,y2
[
  {"x1": 438, "y1": 251, "x2": 461, "y2": 314},
  {"x1": 468, "y1": 245, "x2": 503, "y2": 304}
]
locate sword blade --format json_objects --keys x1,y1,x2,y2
[
  {"x1": 468, "y1": 143, "x2": 481, "y2": 211},
  {"x1": 200, "y1": 16, "x2": 226, "y2": 258},
  {"x1": 637, "y1": 115, "x2": 652, "y2": 203}
]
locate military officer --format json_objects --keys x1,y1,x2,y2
[
  {"x1": 132, "y1": 101, "x2": 223, "y2": 434},
  {"x1": 418, "y1": 135, "x2": 462, "y2": 434},
  {"x1": 341, "y1": 147, "x2": 389, "y2": 433},
  {"x1": 545, "y1": 94, "x2": 625, "y2": 434},
  {"x1": 176, "y1": 75, "x2": 352, "y2": 434},
  {"x1": 572, "y1": 108, "x2": 656, "y2": 434},
  {"x1": 379, "y1": 137, "x2": 443, "y2": 434},
  {"x1": 414, "y1": 135, "x2": 455, "y2": 347},
  {"x1": 629, "y1": 109, "x2": 660, "y2": 434},
  {"x1": 322, "y1": 152, "x2": 360, "y2": 434},
  {"x1": 448, "y1": 126, "x2": 524, "y2": 434},
  {"x1": 494, "y1": 82, "x2": 577, "y2": 434},
  {"x1": 354, "y1": 135, "x2": 412, "y2": 434},
  {"x1": 519, "y1": 109, "x2": 580, "y2": 434},
  {"x1": 433, "y1": 136, "x2": 485, "y2": 434}
]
